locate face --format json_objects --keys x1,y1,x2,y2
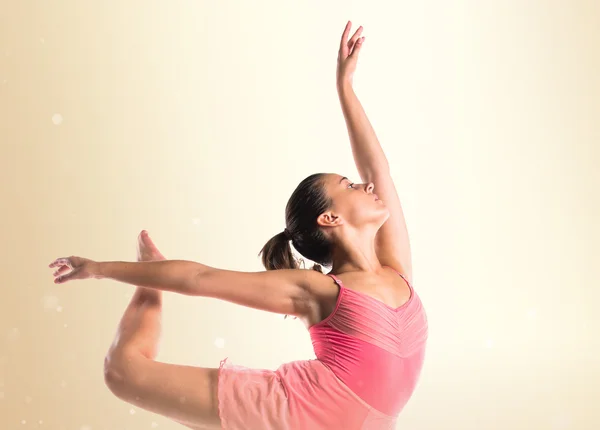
[{"x1": 318, "y1": 173, "x2": 389, "y2": 232}]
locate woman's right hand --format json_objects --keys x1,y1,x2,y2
[{"x1": 336, "y1": 21, "x2": 365, "y2": 89}]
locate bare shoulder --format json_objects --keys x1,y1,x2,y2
[
  {"x1": 279, "y1": 268, "x2": 341, "y2": 306},
  {"x1": 297, "y1": 268, "x2": 340, "y2": 298},
  {"x1": 291, "y1": 268, "x2": 341, "y2": 327},
  {"x1": 380, "y1": 259, "x2": 413, "y2": 286}
]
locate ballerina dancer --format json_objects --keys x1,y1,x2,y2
[{"x1": 49, "y1": 21, "x2": 428, "y2": 430}]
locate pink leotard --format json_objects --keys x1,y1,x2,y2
[{"x1": 309, "y1": 267, "x2": 429, "y2": 416}]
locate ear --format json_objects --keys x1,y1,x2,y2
[{"x1": 316, "y1": 210, "x2": 344, "y2": 228}]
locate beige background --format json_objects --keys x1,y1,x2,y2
[{"x1": 1, "y1": 1, "x2": 599, "y2": 429}]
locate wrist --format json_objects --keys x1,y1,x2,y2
[
  {"x1": 92, "y1": 261, "x2": 107, "y2": 279},
  {"x1": 336, "y1": 79, "x2": 353, "y2": 93}
]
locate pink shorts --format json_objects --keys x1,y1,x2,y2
[{"x1": 217, "y1": 358, "x2": 397, "y2": 430}]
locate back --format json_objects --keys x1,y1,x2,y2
[{"x1": 309, "y1": 267, "x2": 428, "y2": 416}]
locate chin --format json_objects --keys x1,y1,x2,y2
[
  {"x1": 373, "y1": 207, "x2": 390, "y2": 228},
  {"x1": 378, "y1": 202, "x2": 390, "y2": 215}
]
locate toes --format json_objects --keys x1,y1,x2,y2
[
  {"x1": 138, "y1": 230, "x2": 155, "y2": 250},
  {"x1": 136, "y1": 230, "x2": 165, "y2": 261},
  {"x1": 139, "y1": 230, "x2": 153, "y2": 245}
]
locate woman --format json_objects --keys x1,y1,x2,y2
[{"x1": 49, "y1": 21, "x2": 428, "y2": 430}]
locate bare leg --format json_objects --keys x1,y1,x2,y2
[
  {"x1": 106, "y1": 231, "x2": 164, "y2": 360},
  {"x1": 104, "y1": 231, "x2": 221, "y2": 430}
]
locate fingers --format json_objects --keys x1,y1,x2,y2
[
  {"x1": 339, "y1": 21, "x2": 365, "y2": 59},
  {"x1": 339, "y1": 21, "x2": 352, "y2": 51},
  {"x1": 53, "y1": 265, "x2": 80, "y2": 284},
  {"x1": 347, "y1": 26, "x2": 364, "y2": 52},
  {"x1": 49, "y1": 257, "x2": 72, "y2": 269},
  {"x1": 54, "y1": 272, "x2": 75, "y2": 284},
  {"x1": 49, "y1": 257, "x2": 76, "y2": 284},
  {"x1": 350, "y1": 36, "x2": 365, "y2": 57},
  {"x1": 52, "y1": 265, "x2": 70, "y2": 277}
]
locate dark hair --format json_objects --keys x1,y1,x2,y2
[{"x1": 258, "y1": 173, "x2": 333, "y2": 274}]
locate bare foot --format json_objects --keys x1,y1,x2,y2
[
  {"x1": 133, "y1": 230, "x2": 164, "y2": 308},
  {"x1": 109, "y1": 230, "x2": 165, "y2": 359},
  {"x1": 105, "y1": 230, "x2": 166, "y2": 361},
  {"x1": 137, "y1": 230, "x2": 166, "y2": 262}
]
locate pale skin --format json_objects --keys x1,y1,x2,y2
[{"x1": 48, "y1": 21, "x2": 414, "y2": 429}]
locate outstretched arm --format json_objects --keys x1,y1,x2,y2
[
  {"x1": 336, "y1": 22, "x2": 413, "y2": 282},
  {"x1": 49, "y1": 257, "x2": 322, "y2": 317}
]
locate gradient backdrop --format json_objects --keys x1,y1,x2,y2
[{"x1": 1, "y1": 1, "x2": 599, "y2": 429}]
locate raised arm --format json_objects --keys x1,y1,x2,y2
[
  {"x1": 336, "y1": 22, "x2": 413, "y2": 282},
  {"x1": 50, "y1": 257, "x2": 323, "y2": 317}
]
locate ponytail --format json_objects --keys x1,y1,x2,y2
[
  {"x1": 259, "y1": 231, "x2": 298, "y2": 271},
  {"x1": 259, "y1": 230, "x2": 324, "y2": 320}
]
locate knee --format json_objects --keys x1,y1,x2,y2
[
  {"x1": 103, "y1": 350, "x2": 140, "y2": 399},
  {"x1": 103, "y1": 356, "x2": 126, "y2": 396}
]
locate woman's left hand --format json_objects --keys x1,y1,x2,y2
[
  {"x1": 336, "y1": 21, "x2": 365, "y2": 88},
  {"x1": 49, "y1": 256, "x2": 99, "y2": 284}
]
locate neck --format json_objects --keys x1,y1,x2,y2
[{"x1": 329, "y1": 226, "x2": 382, "y2": 274}]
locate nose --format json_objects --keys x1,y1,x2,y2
[{"x1": 365, "y1": 182, "x2": 375, "y2": 194}]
